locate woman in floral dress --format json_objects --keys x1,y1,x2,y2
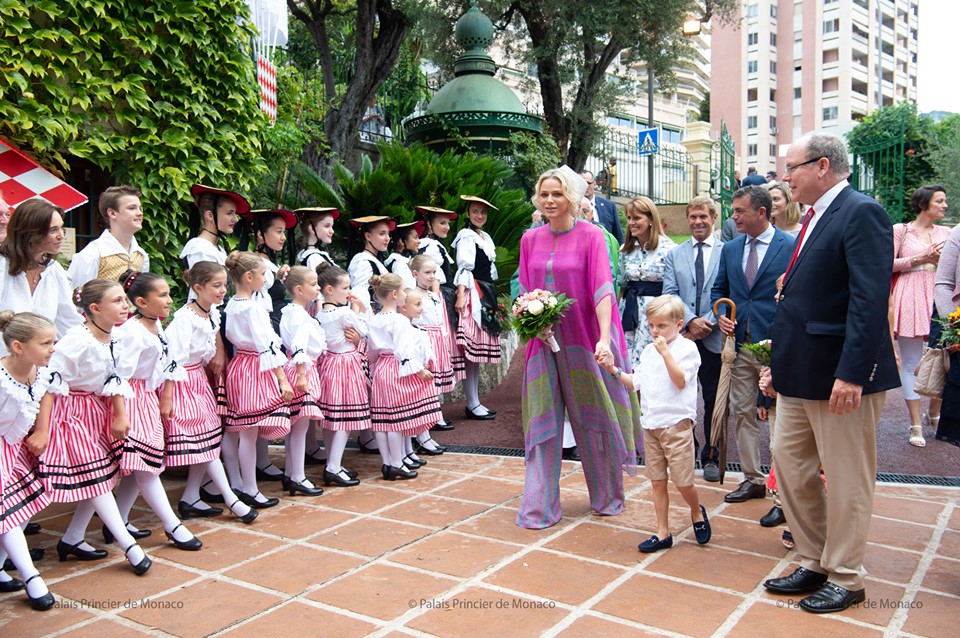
[{"x1": 617, "y1": 196, "x2": 675, "y2": 369}]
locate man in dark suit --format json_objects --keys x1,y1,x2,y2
[
  {"x1": 762, "y1": 132, "x2": 899, "y2": 614},
  {"x1": 663, "y1": 196, "x2": 724, "y2": 481},
  {"x1": 711, "y1": 185, "x2": 795, "y2": 504},
  {"x1": 741, "y1": 166, "x2": 767, "y2": 186},
  {"x1": 581, "y1": 171, "x2": 624, "y2": 243}
]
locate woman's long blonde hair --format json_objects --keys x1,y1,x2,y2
[{"x1": 767, "y1": 181, "x2": 801, "y2": 227}]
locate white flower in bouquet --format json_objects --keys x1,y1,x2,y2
[
  {"x1": 527, "y1": 300, "x2": 544, "y2": 315},
  {"x1": 546, "y1": 296, "x2": 557, "y2": 308}
]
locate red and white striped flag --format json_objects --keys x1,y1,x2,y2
[
  {"x1": 0, "y1": 140, "x2": 87, "y2": 211},
  {"x1": 257, "y1": 54, "x2": 277, "y2": 123}
]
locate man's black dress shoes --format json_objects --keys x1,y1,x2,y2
[
  {"x1": 759, "y1": 505, "x2": 786, "y2": 527},
  {"x1": 763, "y1": 567, "x2": 828, "y2": 594},
  {"x1": 799, "y1": 583, "x2": 866, "y2": 613}
]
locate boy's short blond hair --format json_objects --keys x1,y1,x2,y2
[{"x1": 645, "y1": 295, "x2": 686, "y2": 323}]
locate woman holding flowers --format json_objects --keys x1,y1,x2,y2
[
  {"x1": 892, "y1": 185, "x2": 950, "y2": 447},
  {"x1": 515, "y1": 167, "x2": 641, "y2": 530}
]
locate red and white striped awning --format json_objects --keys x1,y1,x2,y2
[{"x1": 0, "y1": 140, "x2": 87, "y2": 212}]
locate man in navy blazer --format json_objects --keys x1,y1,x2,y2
[
  {"x1": 663, "y1": 196, "x2": 724, "y2": 480},
  {"x1": 711, "y1": 185, "x2": 795, "y2": 505},
  {"x1": 581, "y1": 171, "x2": 624, "y2": 243},
  {"x1": 762, "y1": 132, "x2": 899, "y2": 614}
]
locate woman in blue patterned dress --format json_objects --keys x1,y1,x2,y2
[{"x1": 617, "y1": 196, "x2": 675, "y2": 369}]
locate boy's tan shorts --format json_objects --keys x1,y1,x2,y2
[{"x1": 643, "y1": 418, "x2": 695, "y2": 487}]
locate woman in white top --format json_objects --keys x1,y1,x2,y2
[
  {"x1": 295, "y1": 207, "x2": 340, "y2": 270},
  {"x1": 383, "y1": 221, "x2": 423, "y2": 290},
  {"x1": 452, "y1": 195, "x2": 501, "y2": 420},
  {"x1": 416, "y1": 205, "x2": 462, "y2": 394},
  {"x1": 0, "y1": 200, "x2": 82, "y2": 341},
  {"x1": 347, "y1": 215, "x2": 395, "y2": 309},
  {"x1": 179, "y1": 185, "x2": 249, "y2": 270}
]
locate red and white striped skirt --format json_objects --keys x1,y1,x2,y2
[
  {"x1": 225, "y1": 350, "x2": 291, "y2": 440},
  {"x1": 40, "y1": 393, "x2": 122, "y2": 503},
  {"x1": 316, "y1": 350, "x2": 370, "y2": 431},
  {"x1": 214, "y1": 373, "x2": 228, "y2": 418},
  {"x1": 1, "y1": 439, "x2": 50, "y2": 534},
  {"x1": 422, "y1": 325, "x2": 454, "y2": 392},
  {"x1": 370, "y1": 354, "x2": 441, "y2": 434},
  {"x1": 284, "y1": 358, "x2": 324, "y2": 422},
  {"x1": 165, "y1": 364, "x2": 223, "y2": 467},
  {"x1": 120, "y1": 378, "x2": 166, "y2": 476},
  {"x1": 456, "y1": 295, "x2": 501, "y2": 364}
]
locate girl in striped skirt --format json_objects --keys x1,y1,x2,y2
[
  {"x1": 397, "y1": 288, "x2": 442, "y2": 471},
  {"x1": 38, "y1": 279, "x2": 151, "y2": 575},
  {"x1": 223, "y1": 252, "x2": 293, "y2": 509},
  {"x1": 165, "y1": 262, "x2": 256, "y2": 523},
  {"x1": 452, "y1": 196, "x2": 501, "y2": 421},
  {"x1": 278, "y1": 266, "x2": 325, "y2": 497},
  {"x1": 409, "y1": 255, "x2": 451, "y2": 456},
  {"x1": 0, "y1": 312, "x2": 56, "y2": 610},
  {"x1": 315, "y1": 262, "x2": 367, "y2": 487},
  {"x1": 368, "y1": 274, "x2": 440, "y2": 480},
  {"x1": 106, "y1": 271, "x2": 201, "y2": 552}
]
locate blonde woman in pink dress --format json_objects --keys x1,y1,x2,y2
[{"x1": 891, "y1": 185, "x2": 951, "y2": 447}]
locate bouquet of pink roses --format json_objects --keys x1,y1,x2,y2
[{"x1": 501, "y1": 289, "x2": 575, "y2": 353}]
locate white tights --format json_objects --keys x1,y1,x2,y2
[
  {"x1": 62, "y1": 493, "x2": 146, "y2": 565},
  {"x1": 114, "y1": 472, "x2": 194, "y2": 542},
  {"x1": 324, "y1": 431, "x2": 349, "y2": 474},
  {"x1": 238, "y1": 429, "x2": 271, "y2": 504},
  {"x1": 284, "y1": 417, "x2": 311, "y2": 483},
  {"x1": 0, "y1": 526, "x2": 48, "y2": 597},
  {"x1": 373, "y1": 431, "x2": 405, "y2": 468},
  {"x1": 464, "y1": 361, "x2": 491, "y2": 414}
]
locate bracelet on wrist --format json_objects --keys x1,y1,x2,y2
[{"x1": 610, "y1": 367, "x2": 621, "y2": 379}]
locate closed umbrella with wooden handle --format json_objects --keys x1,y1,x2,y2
[{"x1": 709, "y1": 298, "x2": 737, "y2": 485}]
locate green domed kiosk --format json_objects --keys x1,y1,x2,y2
[{"x1": 404, "y1": 1, "x2": 543, "y2": 152}]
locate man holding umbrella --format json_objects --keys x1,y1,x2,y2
[{"x1": 710, "y1": 186, "x2": 794, "y2": 505}]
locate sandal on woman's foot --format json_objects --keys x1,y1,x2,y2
[
  {"x1": 909, "y1": 425, "x2": 926, "y2": 448},
  {"x1": 781, "y1": 530, "x2": 795, "y2": 549}
]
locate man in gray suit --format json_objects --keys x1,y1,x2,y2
[{"x1": 663, "y1": 196, "x2": 724, "y2": 481}]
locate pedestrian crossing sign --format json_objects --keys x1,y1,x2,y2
[{"x1": 637, "y1": 127, "x2": 659, "y2": 156}]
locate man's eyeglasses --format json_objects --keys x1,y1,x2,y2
[{"x1": 783, "y1": 157, "x2": 823, "y2": 176}]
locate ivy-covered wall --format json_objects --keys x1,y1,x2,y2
[{"x1": 0, "y1": 0, "x2": 268, "y2": 282}]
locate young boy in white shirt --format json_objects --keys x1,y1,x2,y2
[
  {"x1": 600, "y1": 294, "x2": 711, "y2": 552},
  {"x1": 67, "y1": 185, "x2": 149, "y2": 287}
]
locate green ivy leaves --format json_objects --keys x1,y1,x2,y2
[{"x1": 0, "y1": 0, "x2": 268, "y2": 298}]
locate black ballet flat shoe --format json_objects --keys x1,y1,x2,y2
[
  {"x1": 57, "y1": 540, "x2": 108, "y2": 562},
  {"x1": 178, "y1": 499, "x2": 223, "y2": 520},
  {"x1": 415, "y1": 438, "x2": 446, "y2": 456},
  {"x1": 323, "y1": 468, "x2": 360, "y2": 487},
  {"x1": 228, "y1": 500, "x2": 259, "y2": 524},
  {"x1": 381, "y1": 464, "x2": 417, "y2": 481},
  {"x1": 431, "y1": 421, "x2": 455, "y2": 431},
  {"x1": 256, "y1": 464, "x2": 285, "y2": 482},
  {"x1": 464, "y1": 406, "x2": 495, "y2": 420},
  {"x1": 102, "y1": 524, "x2": 151, "y2": 545},
  {"x1": 356, "y1": 436, "x2": 380, "y2": 454},
  {"x1": 24, "y1": 522, "x2": 41, "y2": 536},
  {"x1": 24, "y1": 575, "x2": 55, "y2": 611},
  {"x1": 234, "y1": 489, "x2": 280, "y2": 509},
  {"x1": 124, "y1": 544, "x2": 151, "y2": 576},
  {"x1": 199, "y1": 481, "x2": 226, "y2": 504},
  {"x1": 165, "y1": 524, "x2": 202, "y2": 551},
  {"x1": 287, "y1": 479, "x2": 324, "y2": 497},
  {"x1": 0, "y1": 577, "x2": 24, "y2": 592},
  {"x1": 403, "y1": 454, "x2": 425, "y2": 469},
  {"x1": 304, "y1": 451, "x2": 327, "y2": 465}
]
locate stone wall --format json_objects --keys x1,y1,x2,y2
[{"x1": 443, "y1": 330, "x2": 519, "y2": 402}]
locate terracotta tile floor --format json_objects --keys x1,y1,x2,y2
[{"x1": 2, "y1": 452, "x2": 957, "y2": 637}]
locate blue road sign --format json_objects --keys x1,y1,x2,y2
[{"x1": 637, "y1": 127, "x2": 660, "y2": 156}]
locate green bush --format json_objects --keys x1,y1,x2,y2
[{"x1": 334, "y1": 142, "x2": 534, "y2": 291}]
